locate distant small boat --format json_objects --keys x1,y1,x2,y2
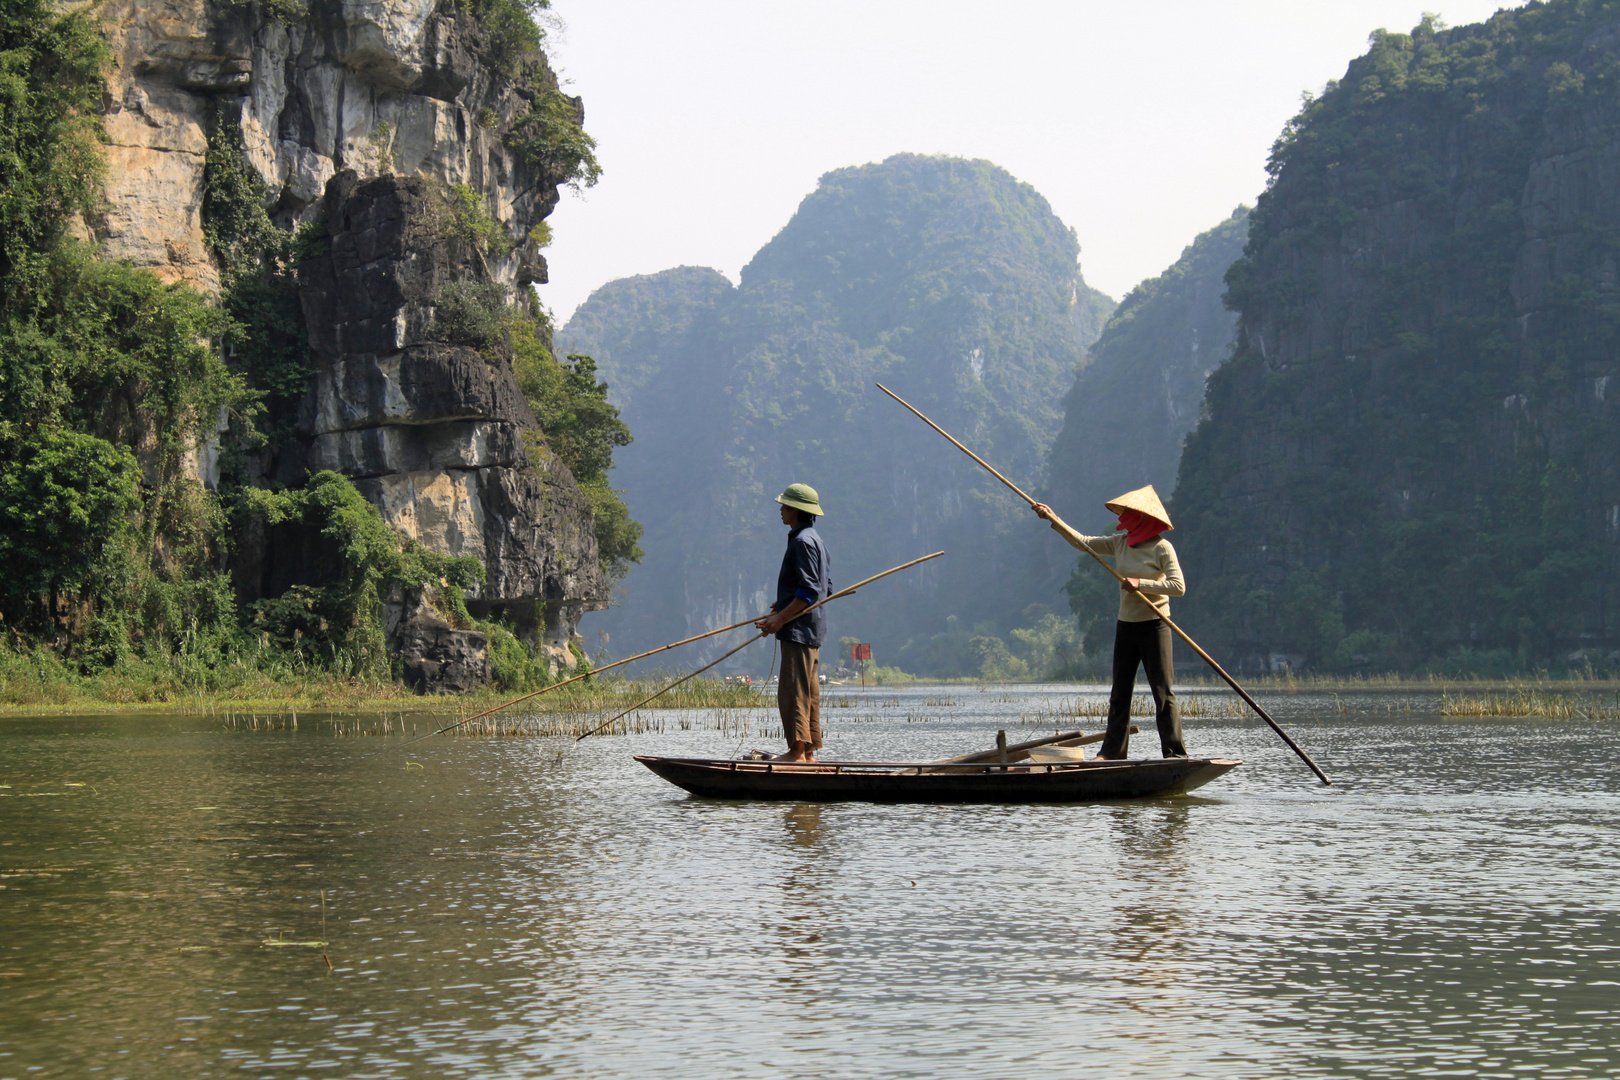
[{"x1": 635, "y1": 754, "x2": 1241, "y2": 804}]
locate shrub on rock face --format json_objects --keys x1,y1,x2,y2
[
  {"x1": 0, "y1": 0, "x2": 254, "y2": 663},
  {"x1": 0, "y1": 0, "x2": 108, "y2": 303},
  {"x1": 504, "y1": 86, "x2": 600, "y2": 192},
  {"x1": 431, "y1": 281, "x2": 512, "y2": 351}
]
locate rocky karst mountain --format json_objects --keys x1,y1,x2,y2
[
  {"x1": 1173, "y1": 3, "x2": 1620, "y2": 671},
  {"x1": 559, "y1": 154, "x2": 1114, "y2": 672}
]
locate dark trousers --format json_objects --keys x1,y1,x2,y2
[{"x1": 1101, "y1": 619, "x2": 1187, "y2": 759}]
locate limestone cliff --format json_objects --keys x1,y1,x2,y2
[
  {"x1": 98, "y1": 0, "x2": 557, "y2": 281},
  {"x1": 1173, "y1": 4, "x2": 1620, "y2": 671},
  {"x1": 94, "y1": 0, "x2": 608, "y2": 679}
]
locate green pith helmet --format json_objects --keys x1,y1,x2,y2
[{"x1": 775, "y1": 483, "x2": 824, "y2": 517}]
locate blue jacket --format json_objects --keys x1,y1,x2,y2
[{"x1": 774, "y1": 523, "x2": 831, "y2": 647}]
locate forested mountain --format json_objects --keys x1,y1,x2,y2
[
  {"x1": 1172, "y1": 3, "x2": 1620, "y2": 673},
  {"x1": 559, "y1": 154, "x2": 1115, "y2": 674},
  {"x1": 555, "y1": 267, "x2": 734, "y2": 413},
  {"x1": 1046, "y1": 207, "x2": 1248, "y2": 533}
]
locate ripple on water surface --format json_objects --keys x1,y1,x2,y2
[{"x1": 0, "y1": 688, "x2": 1616, "y2": 1079}]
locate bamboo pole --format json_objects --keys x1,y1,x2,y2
[
  {"x1": 876, "y1": 382, "x2": 1332, "y2": 786},
  {"x1": 575, "y1": 551, "x2": 945, "y2": 741}
]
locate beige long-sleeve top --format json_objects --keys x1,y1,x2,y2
[{"x1": 1047, "y1": 515, "x2": 1184, "y2": 622}]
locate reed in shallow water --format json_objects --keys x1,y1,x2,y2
[
  {"x1": 1440, "y1": 689, "x2": 1620, "y2": 719},
  {"x1": 1012, "y1": 694, "x2": 1249, "y2": 727}
]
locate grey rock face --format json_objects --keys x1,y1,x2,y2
[
  {"x1": 395, "y1": 613, "x2": 491, "y2": 694},
  {"x1": 96, "y1": 0, "x2": 556, "y2": 290},
  {"x1": 286, "y1": 173, "x2": 607, "y2": 679},
  {"x1": 558, "y1": 156, "x2": 1115, "y2": 673}
]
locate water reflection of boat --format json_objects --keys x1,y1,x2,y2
[{"x1": 635, "y1": 755, "x2": 1240, "y2": 803}]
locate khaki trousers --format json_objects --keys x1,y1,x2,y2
[{"x1": 778, "y1": 641, "x2": 822, "y2": 749}]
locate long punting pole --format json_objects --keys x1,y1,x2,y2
[
  {"x1": 876, "y1": 382, "x2": 1332, "y2": 786},
  {"x1": 575, "y1": 551, "x2": 945, "y2": 742}
]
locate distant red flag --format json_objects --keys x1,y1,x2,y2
[{"x1": 853, "y1": 643, "x2": 872, "y2": 661}]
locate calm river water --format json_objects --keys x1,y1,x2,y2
[{"x1": 2, "y1": 685, "x2": 1617, "y2": 1079}]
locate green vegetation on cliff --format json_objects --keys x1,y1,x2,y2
[
  {"x1": 203, "y1": 109, "x2": 318, "y2": 419},
  {"x1": 510, "y1": 326, "x2": 643, "y2": 579},
  {"x1": 1048, "y1": 207, "x2": 1247, "y2": 532},
  {"x1": 1174, "y1": 3, "x2": 1620, "y2": 673},
  {"x1": 454, "y1": 0, "x2": 602, "y2": 192},
  {"x1": 0, "y1": 0, "x2": 252, "y2": 677},
  {"x1": 238, "y1": 472, "x2": 485, "y2": 675}
]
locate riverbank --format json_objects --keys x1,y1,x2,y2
[{"x1": 0, "y1": 660, "x2": 769, "y2": 717}]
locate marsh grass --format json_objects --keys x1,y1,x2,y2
[
  {"x1": 1011, "y1": 693, "x2": 1249, "y2": 729},
  {"x1": 206, "y1": 678, "x2": 778, "y2": 738},
  {"x1": 438, "y1": 706, "x2": 779, "y2": 739},
  {"x1": 0, "y1": 643, "x2": 414, "y2": 713},
  {"x1": 1179, "y1": 669, "x2": 1620, "y2": 692},
  {"x1": 1440, "y1": 689, "x2": 1620, "y2": 719}
]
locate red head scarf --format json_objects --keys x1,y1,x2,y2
[{"x1": 1116, "y1": 508, "x2": 1167, "y2": 547}]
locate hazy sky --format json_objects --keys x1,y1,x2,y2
[{"x1": 536, "y1": 0, "x2": 1512, "y2": 322}]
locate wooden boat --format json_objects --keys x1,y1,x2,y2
[{"x1": 634, "y1": 754, "x2": 1241, "y2": 804}]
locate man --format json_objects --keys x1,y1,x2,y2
[
  {"x1": 1031, "y1": 485, "x2": 1187, "y2": 760},
  {"x1": 754, "y1": 483, "x2": 831, "y2": 763}
]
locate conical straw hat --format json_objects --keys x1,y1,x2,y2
[{"x1": 1104, "y1": 484, "x2": 1172, "y2": 530}]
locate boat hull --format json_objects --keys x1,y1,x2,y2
[{"x1": 634, "y1": 755, "x2": 1241, "y2": 804}]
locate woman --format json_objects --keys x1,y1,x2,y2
[{"x1": 1031, "y1": 486, "x2": 1187, "y2": 760}]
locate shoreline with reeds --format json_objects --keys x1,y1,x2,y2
[{"x1": 9, "y1": 672, "x2": 1620, "y2": 719}]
